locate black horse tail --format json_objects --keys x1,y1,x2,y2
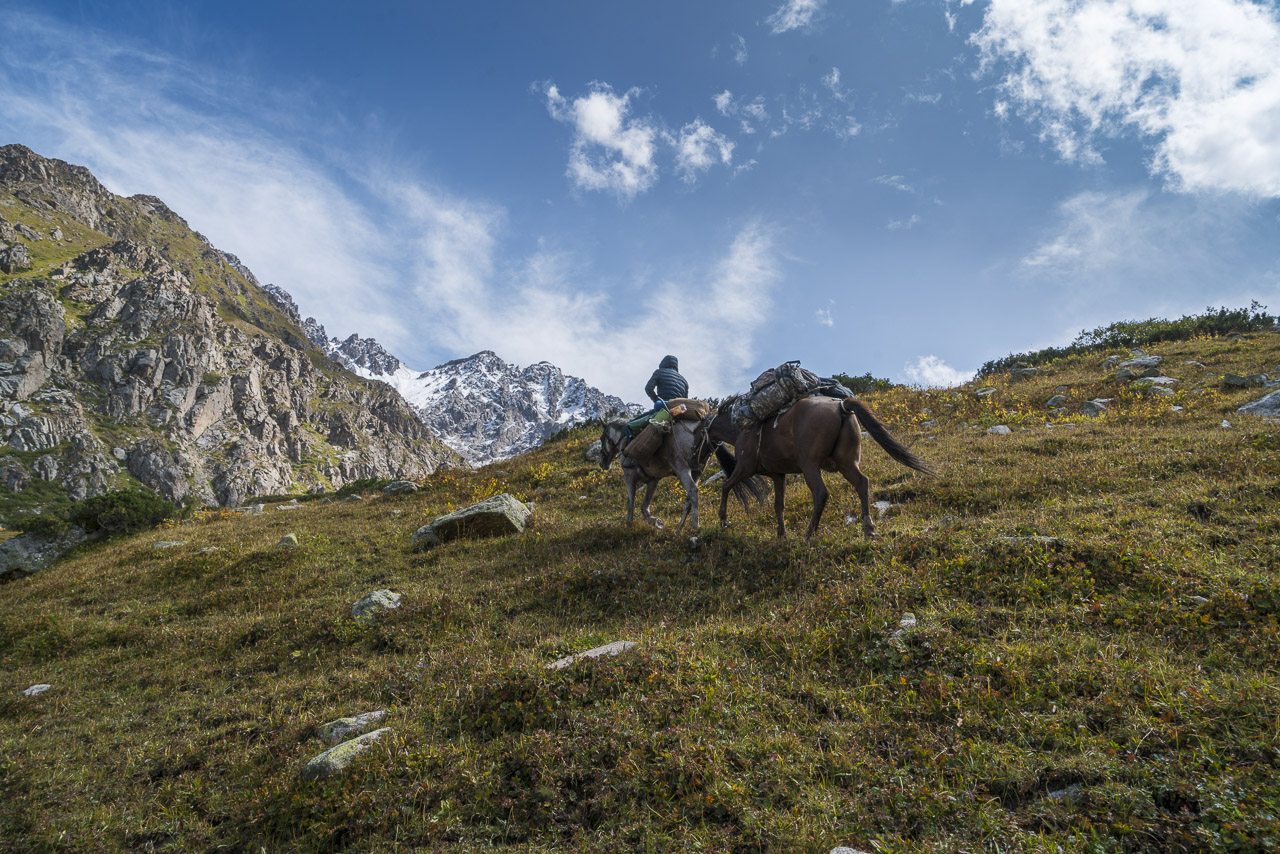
[
  {"x1": 713, "y1": 443, "x2": 767, "y2": 508},
  {"x1": 842, "y1": 398, "x2": 937, "y2": 476}
]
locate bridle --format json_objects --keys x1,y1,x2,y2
[{"x1": 599, "y1": 421, "x2": 630, "y2": 470}]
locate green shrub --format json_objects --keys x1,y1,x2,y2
[
  {"x1": 12, "y1": 514, "x2": 69, "y2": 538},
  {"x1": 832, "y1": 371, "x2": 896, "y2": 394},
  {"x1": 67, "y1": 489, "x2": 177, "y2": 535}
]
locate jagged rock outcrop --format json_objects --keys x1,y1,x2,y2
[{"x1": 0, "y1": 144, "x2": 459, "y2": 508}]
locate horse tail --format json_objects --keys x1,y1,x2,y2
[
  {"x1": 713, "y1": 443, "x2": 767, "y2": 508},
  {"x1": 714, "y1": 443, "x2": 737, "y2": 478},
  {"x1": 842, "y1": 398, "x2": 937, "y2": 476}
]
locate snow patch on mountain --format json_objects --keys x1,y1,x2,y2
[{"x1": 302, "y1": 317, "x2": 637, "y2": 465}]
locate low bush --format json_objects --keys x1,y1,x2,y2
[{"x1": 66, "y1": 488, "x2": 177, "y2": 535}]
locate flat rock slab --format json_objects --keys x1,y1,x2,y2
[
  {"x1": 1120, "y1": 355, "x2": 1163, "y2": 370},
  {"x1": 383, "y1": 480, "x2": 419, "y2": 494},
  {"x1": 1238, "y1": 389, "x2": 1280, "y2": 417},
  {"x1": 301, "y1": 727, "x2": 392, "y2": 781},
  {"x1": 412, "y1": 493, "x2": 533, "y2": 549},
  {"x1": 548, "y1": 640, "x2": 638, "y2": 671},
  {"x1": 277, "y1": 533, "x2": 299, "y2": 548},
  {"x1": 22, "y1": 684, "x2": 51, "y2": 697},
  {"x1": 316, "y1": 710, "x2": 388, "y2": 745},
  {"x1": 987, "y1": 425, "x2": 1012, "y2": 435},
  {"x1": 352, "y1": 589, "x2": 401, "y2": 620}
]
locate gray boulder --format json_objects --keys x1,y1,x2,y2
[
  {"x1": 973, "y1": 387, "x2": 997, "y2": 398},
  {"x1": 352, "y1": 589, "x2": 401, "y2": 620},
  {"x1": 411, "y1": 493, "x2": 532, "y2": 549},
  {"x1": 1237, "y1": 389, "x2": 1280, "y2": 417},
  {"x1": 987, "y1": 425, "x2": 1012, "y2": 435},
  {"x1": 300, "y1": 727, "x2": 392, "y2": 781},
  {"x1": 1222, "y1": 373, "x2": 1266, "y2": 389},
  {"x1": 0, "y1": 525, "x2": 90, "y2": 581},
  {"x1": 584, "y1": 440, "x2": 603, "y2": 463},
  {"x1": 316, "y1": 710, "x2": 388, "y2": 745},
  {"x1": 1046, "y1": 394, "x2": 1067, "y2": 408},
  {"x1": 1120, "y1": 355, "x2": 1162, "y2": 370},
  {"x1": 22, "y1": 684, "x2": 51, "y2": 697},
  {"x1": 382, "y1": 480, "x2": 419, "y2": 495},
  {"x1": 1080, "y1": 398, "x2": 1110, "y2": 417}
]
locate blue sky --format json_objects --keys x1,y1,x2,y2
[{"x1": 2, "y1": 0, "x2": 1278, "y2": 401}]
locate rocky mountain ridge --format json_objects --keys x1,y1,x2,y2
[
  {"x1": 0, "y1": 144, "x2": 459, "y2": 511},
  {"x1": 297, "y1": 309, "x2": 637, "y2": 464}
]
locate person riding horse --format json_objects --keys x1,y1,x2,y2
[{"x1": 644, "y1": 354, "x2": 689, "y2": 414}]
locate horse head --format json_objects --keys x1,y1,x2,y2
[{"x1": 598, "y1": 419, "x2": 630, "y2": 470}]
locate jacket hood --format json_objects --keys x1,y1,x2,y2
[{"x1": 659, "y1": 355, "x2": 679, "y2": 370}]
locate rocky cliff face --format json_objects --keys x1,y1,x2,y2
[{"x1": 0, "y1": 144, "x2": 458, "y2": 509}]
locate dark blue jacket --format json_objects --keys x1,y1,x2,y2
[{"x1": 644, "y1": 355, "x2": 688, "y2": 402}]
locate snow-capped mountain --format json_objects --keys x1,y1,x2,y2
[{"x1": 299, "y1": 315, "x2": 637, "y2": 465}]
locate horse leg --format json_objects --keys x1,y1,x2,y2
[
  {"x1": 838, "y1": 460, "x2": 875, "y2": 539},
  {"x1": 639, "y1": 479, "x2": 663, "y2": 529},
  {"x1": 772, "y1": 474, "x2": 788, "y2": 538},
  {"x1": 674, "y1": 466, "x2": 699, "y2": 532},
  {"x1": 719, "y1": 431, "x2": 759, "y2": 529},
  {"x1": 801, "y1": 464, "x2": 830, "y2": 539}
]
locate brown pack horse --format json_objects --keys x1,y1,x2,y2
[{"x1": 707, "y1": 394, "x2": 936, "y2": 539}]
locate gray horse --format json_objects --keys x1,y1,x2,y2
[
  {"x1": 599, "y1": 417, "x2": 764, "y2": 531},
  {"x1": 597, "y1": 418, "x2": 715, "y2": 531}
]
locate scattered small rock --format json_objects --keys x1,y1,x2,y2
[
  {"x1": 1187, "y1": 595, "x2": 1211, "y2": 607},
  {"x1": 997, "y1": 535, "x2": 1062, "y2": 548},
  {"x1": 152, "y1": 541, "x2": 185, "y2": 549},
  {"x1": 974, "y1": 387, "x2": 997, "y2": 398},
  {"x1": 1220, "y1": 420, "x2": 1232, "y2": 429},
  {"x1": 277, "y1": 533, "x2": 299, "y2": 548},
  {"x1": 198, "y1": 546, "x2": 221, "y2": 554},
  {"x1": 920, "y1": 419, "x2": 939, "y2": 429},
  {"x1": 548, "y1": 640, "x2": 637, "y2": 671},
  {"x1": 352, "y1": 589, "x2": 401, "y2": 620},
  {"x1": 1100, "y1": 356, "x2": 1121, "y2": 369},
  {"x1": 301, "y1": 728, "x2": 392, "y2": 781},
  {"x1": 22, "y1": 684, "x2": 51, "y2": 697},
  {"x1": 1046, "y1": 394, "x2": 1067, "y2": 408},
  {"x1": 1080, "y1": 399, "x2": 1110, "y2": 417},
  {"x1": 987, "y1": 425, "x2": 1012, "y2": 435},
  {"x1": 382, "y1": 481, "x2": 419, "y2": 495},
  {"x1": 872, "y1": 500, "x2": 895, "y2": 519},
  {"x1": 1048, "y1": 785, "x2": 1084, "y2": 803},
  {"x1": 236, "y1": 504, "x2": 265, "y2": 515},
  {"x1": 316, "y1": 710, "x2": 388, "y2": 745}
]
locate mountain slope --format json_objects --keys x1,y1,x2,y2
[
  {"x1": 1, "y1": 328, "x2": 1278, "y2": 851},
  {"x1": 0, "y1": 144, "x2": 459, "y2": 510}
]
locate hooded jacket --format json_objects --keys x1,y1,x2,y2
[{"x1": 644, "y1": 355, "x2": 689, "y2": 402}]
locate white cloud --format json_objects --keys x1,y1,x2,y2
[
  {"x1": 966, "y1": 0, "x2": 1280, "y2": 197},
  {"x1": 903, "y1": 355, "x2": 973, "y2": 388},
  {"x1": 816, "y1": 308, "x2": 834, "y2": 326},
  {"x1": 767, "y1": 0, "x2": 826, "y2": 34},
  {"x1": 733, "y1": 33, "x2": 749, "y2": 65},
  {"x1": 714, "y1": 90, "x2": 735, "y2": 116},
  {"x1": 888, "y1": 214, "x2": 922, "y2": 229},
  {"x1": 543, "y1": 82, "x2": 659, "y2": 201},
  {"x1": 875, "y1": 174, "x2": 916, "y2": 193},
  {"x1": 671, "y1": 120, "x2": 735, "y2": 183}
]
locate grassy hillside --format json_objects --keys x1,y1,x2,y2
[{"x1": 2, "y1": 331, "x2": 1278, "y2": 852}]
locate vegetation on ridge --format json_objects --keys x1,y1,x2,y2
[{"x1": 1, "y1": 330, "x2": 1279, "y2": 852}]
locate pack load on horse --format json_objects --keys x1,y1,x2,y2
[
  {"x1": 730, "y1": 361, "x2": 826, "y2": 433},
  {"x1": 709, "y1": 361, "x2": 935, "y2": 540},
  {"x1": 624, "y1": 397, "x2": 714, "y2": 462}
]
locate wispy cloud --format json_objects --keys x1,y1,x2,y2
[
  {"x1": 875, "y1": 174, "x2": 915, "y2": 193},
  {"x1": 903, "y1": 355, "x2": 972, "y2": 388},
  {"x1": 815, "y1": 307, "x2": 834, "y2": 327},
  {"x1": 888, "y1": 214, "x2": 921, "y2": 230},
  {"x1": 732, "y1": 33, "x2": 749, "y2": 66},
  {"x1": 965, "y1": 0, "x2": 1280, "y2": 197},
  {"x1": 542, "y1": 82, "x2": 660, "y2": 202},
  {"x1": 1021, "y1": 190, "x2": 1150, "y2": 273},
  {"x1": 767, "y1": 0, "x2": 826, "y2": 34}
]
